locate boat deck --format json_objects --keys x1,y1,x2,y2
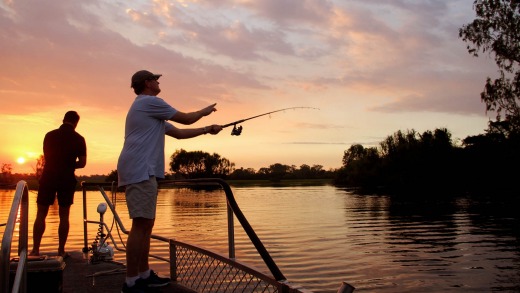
[{"x1": 61, "y1": 251, "x2": 196, "y2": 293}]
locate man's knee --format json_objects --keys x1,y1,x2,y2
[
  {"x1": 132, "y1": 217, "x2": 155, "y2": 231},
  {"x1": 59, "y1": 206, "x2": 71, "y2": 218},
  {"x1": 36, "y1": 204, "x2": 50, "y2": 219}
]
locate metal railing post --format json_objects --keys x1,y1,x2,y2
[
  {"x1": 226, "y1": 200, "x2": 235, "y2": 259},
  {"x1": 217, "y1": 179, "x2": 286, "y2": 281},
  {"x1": 337, "y1": 282, "x2": 355, "y2": 293},
  {"x1": 82, "y1": 182, "x2": 89, "y2": 253},
  {"x1": 169, "y1": 239, "x2": 177, "y2": 281},
  {"x1": 0, "y1": 180, "x2": 29, "y2": 293}
]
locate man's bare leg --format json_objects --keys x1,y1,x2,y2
[
  {"x1": 29, "y1": 204, "x2": 50, "y2": 256},
  {"x1": 126, "y1": 217, "x2": 155, "y2": 278},
  {"x1": 58, "y1": 205, "x2": 71, "y2": 256}
]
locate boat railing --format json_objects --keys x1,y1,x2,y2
[
  {"x1": 0, "y1": 181, "x2": 30, "y2": 293},
  {"x1": 81, "y1": 179, "x2": 355, "y2": 292}
]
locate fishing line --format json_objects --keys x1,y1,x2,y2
[{"x1": 220, "y1": 106, "x2": 319, "y2": 136}]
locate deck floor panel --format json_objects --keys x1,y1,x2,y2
[{"x1": 61, "y1": 251, "x2": 196, "y2": 293}]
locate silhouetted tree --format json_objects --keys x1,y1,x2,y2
[
  {"x1": 459, "y1": 0, "x2": 520, "y2": 132},
  {"x1": 105, "y1": 169, "x2": 118, "y2": 183},
  {"x1": 462, "y1": 121, "x2": 520, "y2": 194},
  {"x1": 34, "y1": 154, "x2": 45, "y2": 180},
  {"x1": 310, "y1": 165, "x2": 325, "y2": 178},
  {"x1": 336, "y1": 128, "x2": 460, "y2": 196},
  {"x1": 229, "y1": 167, "x2": 257, "y2": 180},
  {"x1": 1, "y1": 163, "x2": 13, "y2": 186},
  {"x1": 257, "y1": 167, "x2": 270, "y2": 180},
  {"x1": 336, "y1": 144, "x2": 381, "y2": 188},
  {"x1": 267, "y1": 163, "x2": 291, "y2": 182},
  {"x1": 169, "y1": 149, "x2": 234, "y2": 178},
  {"x1": 297, "y1": 164, "x2": 312, "y2": 178}
]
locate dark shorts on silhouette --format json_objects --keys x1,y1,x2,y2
[{"x1": 37, "y1": 180, "x2": 77, "y2": 207}]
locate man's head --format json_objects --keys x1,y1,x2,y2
[
  {"x1": 131, "y1": 70, "x2": 162, "y2": 95},
  {"x1": 63, "y1": 111, "x2": 80, "y2": 127}
]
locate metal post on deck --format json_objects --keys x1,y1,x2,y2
[
  {"x1": 227, "y1": 201, "x2": 235, "y2": 259},
  {"x1": 0, "y1": 181, "x2": 29, "y2": 293},
  {"x1": 218, "y1": 179, "x2": 286, "y2": 281},
  {"x1": 169, "y1": 239, "x2": 177, "y2": 282},
  {"x1": 337, "y1": 282, "x2": 355, "y2": 293},
  {"x1": 81, "y1": 182, "x2": 89, "y2": 254}
]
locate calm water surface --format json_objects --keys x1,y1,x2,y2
[{"x1": 1, "y1": 184, "x2": 519, "y2": 292}]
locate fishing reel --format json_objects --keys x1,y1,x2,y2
[{"x1": 231, "y1": 124, "x2": 243, "y2": 136}]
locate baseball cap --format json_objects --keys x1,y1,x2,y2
[{"x1": 131, "y1": 70, "x2": 162, "y2": 87}]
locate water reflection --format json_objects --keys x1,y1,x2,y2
[
  {"x1": 340, "y1": 190, "x2": 520, "y2": 292},
  {"x1": 1, "y1": 186, "x2": 519, "y2": 293},
  {"x1": 167, "y1": 188, "x2": 226, "y2": 210},
  {"x1": 387, "y1": 199, "x2": 459, "y2": 247}
]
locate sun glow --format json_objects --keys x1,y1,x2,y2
[{"x1": 16, "y1": 157, "x2": 26, "y2": 164}]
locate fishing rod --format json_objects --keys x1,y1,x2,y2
[{"x1": 220, "y1": 107, "x2": 319, "y2": 136}]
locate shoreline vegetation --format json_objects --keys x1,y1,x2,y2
[
  {"x1": 0, "y1": 178, "x2": 334, "y2": 190},
  {"x1": 2, "y1": 126, "x2": 519, "y2": 199}
]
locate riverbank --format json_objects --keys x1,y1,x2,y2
[{"x1": 0, "y1": 178, "x2": 334, "y2": 190}]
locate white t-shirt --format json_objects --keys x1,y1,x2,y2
[{"x1": 117, "y1": 95, "x2": 177, "y2": 186}]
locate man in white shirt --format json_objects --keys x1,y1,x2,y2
[{"x1": 117, "y1": 70, "x2": 222, "y2": 292}]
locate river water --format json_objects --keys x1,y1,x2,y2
[{"x1": 1, "y1": 184, "x2": 519, "y2": 292}]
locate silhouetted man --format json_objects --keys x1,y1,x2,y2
[{"x1": 30, "y1": 111, "x2": 87, "y2": 257}]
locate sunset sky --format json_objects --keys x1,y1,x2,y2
[{"x1": 1, "y1": 0, "x2": 497, "y2": 176}]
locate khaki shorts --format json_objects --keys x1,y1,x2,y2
[{"x1": 125, "y1": 176, "x2": 158, "y2": 219}]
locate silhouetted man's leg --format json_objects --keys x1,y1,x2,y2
[
  {"x1": 30, "y1": 204, "x2": 50, "y2": 256},
  {"x1": 58, "y1": 205, "x2": 71, "y2": 256}
]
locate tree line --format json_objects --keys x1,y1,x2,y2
[
  {"x1": 2, "y1": 125, "x2": 517, "y2": 197},
  {"x1": 168, "y1": 149, "x2": 334, "y2": 180},
  {"x1": 334, "y1": 126, "x2": 519, "y2": 196},
  {"x1": 101, "y1": 148, "x2": 335, "y2": 183},
  {"x1": 1, "y1": 149, "x2": 335, "y2": 188}
]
